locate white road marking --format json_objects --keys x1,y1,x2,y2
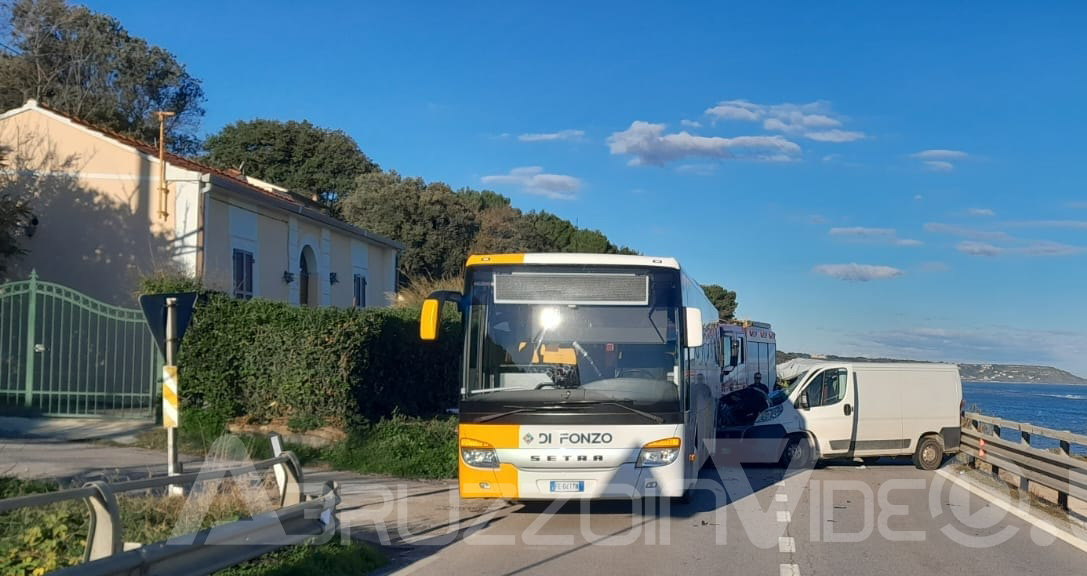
[
  {"x1": 779, "y1": 536, "x2": 796, "y2": 553},
  {"x1": 777, "y1": 511, "x2": 791, "y2": 523},
  {"x1": 780, "y1": 563, "x2": 800, "y2": 576},
  {"x1": 935, "y1": 468, "x2": 1087, "y2": 556},
  {"x1": 775, "y1": 493, "x2": 789, "y2": 503}
]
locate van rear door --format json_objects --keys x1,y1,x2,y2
[{"x1": 796, "y1": 366, "x2": 855, "y2": 456}]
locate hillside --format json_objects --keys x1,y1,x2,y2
[{"x1": 776, "y1": 351, "x2": 1087, "y2": 385}]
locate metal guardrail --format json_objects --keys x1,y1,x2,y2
[
  {"x1": 0, "y1": 436, "x2": 340, "y2": 576},
  {"x1": 960, "y1": 411, "x2": 1087, "y2": 510}
]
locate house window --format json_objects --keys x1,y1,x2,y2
[
  {"x1": 232, "y1": 249, "x2": 254, "y2": 300},
  {"x1": 353, "y1": 274, "x2": 366, "y2": 308}
]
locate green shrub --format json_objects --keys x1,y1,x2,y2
[
  {"x1": 177, "y1": 296, "x2": 461, "y2": 439},
  {"x1": 323, "y1": 414, "x2": 458, "y2": 479},
  {"x1": 0, "y1": 478, "x2": 87, "y2": 575},
  {"x1": 136, "y1": 270, "x2": 207, "y2": 296}
]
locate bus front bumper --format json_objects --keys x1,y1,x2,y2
[{"x1": 459, "y1": 460, "x2": 687, "y2": 500}]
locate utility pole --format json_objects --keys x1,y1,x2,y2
[{"x1": 156, "y1": 110, "x2": 175, "y2": 221}]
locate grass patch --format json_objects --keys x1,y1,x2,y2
[
  {"x1": 322, "y1": 414, "x2": 458, "y2": 479},
  {"x1": 126, "y1": 412, "x2": 459, "y2": 480},
  {"x1": 216, "y1": 538, "x2": 385, "y2": 576}
]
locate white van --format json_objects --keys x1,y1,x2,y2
[{"x1": 729, "y1": 362, "x2": 963, "y2": 470}]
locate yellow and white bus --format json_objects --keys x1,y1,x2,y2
[{"x1": 420, "y1": 253, "x2": 723, "y2": 501}]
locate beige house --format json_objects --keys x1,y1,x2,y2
[{"x1": 0, "y1": 100, "x2": 400, "y2": 307}]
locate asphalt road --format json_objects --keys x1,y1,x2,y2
[{"x1": 387, "y1": 460, "x2": 1087, "y2": 576}]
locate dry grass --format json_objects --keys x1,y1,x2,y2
[
  {"x1": 389, "y1": 275, "x2": 463, "y2": 308},
  {"x1": 118, "y1": 469, "x2": 281, "y2": 544}
]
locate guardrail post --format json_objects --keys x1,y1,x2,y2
[
  {"x1": 990, "y1": 424, "x2": 1001, "y2": 477},
  {"x1": 1018, "y1": 431, "x2": 1031, "y2": 492},
  {"x1": 82, "y1": 481, "x2": 122, "y2": 562},
  {"x1": 963, "y1": 418, "x2": 978, "y2": 467},
  {"x1": 270, "y1": 434, "x2": 287, "y2": 502},
  {"x1": 1058, "y1": 439, "x2": 1072, "y2": 510},
  {"x1": 269, "y1": 437, "x2": 303, "y2": 507}
]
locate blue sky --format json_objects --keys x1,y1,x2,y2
[{"x1": 84, "y1": 1, "x2": 1087, "y2": 375}]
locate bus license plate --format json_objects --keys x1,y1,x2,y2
[{"x1": 550, "y1": 481, "x2": 584, "y2": 493}]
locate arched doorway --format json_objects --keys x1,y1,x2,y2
[{"x1": 299, "y1": 245, "x2": 317, "y2": 307}]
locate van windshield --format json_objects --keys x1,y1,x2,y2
[{"x1": 776, "y1": 370, "x2": 809, "y2": 398}]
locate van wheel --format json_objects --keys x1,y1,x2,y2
[
  {"x1": 913, "y1": 435, "x2": 944, "y2": 470},
  {"x1": 780, "y1": 434, "x2": 813, "y2": 469}
]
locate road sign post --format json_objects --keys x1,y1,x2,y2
[
  {"x1": 139, "y1": 292, "x2": 197, "y2": 497},
  {"x1": 165, "y1": 297, "x2": 183, "y2": 496}
]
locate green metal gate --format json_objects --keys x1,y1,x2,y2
[{"x1": 0, "y1": 271, "x2": 161, "y2": 419}]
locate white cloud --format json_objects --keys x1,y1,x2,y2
[
  {"x1": 481, "y1": 166, "x2": 582, "y2": 200},
  {"x1": 675, "y1": 163, "x2": 718, "y2": 176},
  {"x1": 704, "y1": 99, "x2": 864, "y2": 142},
  {"x1": 956, "y1": 241, "x2": 1003, "y2": 257},
  {"x1": 680, "y1": 119, "x2": 702, "y2": 128},
  {"x1": 606, "y1": 121, "x2": 801, "y2": 166},
  {"x1": 812, "y1": 263, "x2": 904, "y2": 282},
  {"x1": 805, "y1": 129, "x2": 865, "y2": 143},
  {"x1": 968, "y1": 208, "x2": 995, "y2": 217},
  {"x1": 922, "y1": 160, "x2": 954, "y2": 172},
  {"x1": 924, "y1": 223, "x2": 1013, "y2": 242},
  {"x1": 1019, "y1": 241, "x2": 1087, "y2": 256},
  {"x1": 830, "y1": 226, "x2": 896, "y2": 237},
  {"x1": 912, "y1": 149, "x2": 969, "y2": 160},
  {"x1": 704, "y1": 100, "x2": 763, "y2": 122},
  {"x1": 914, "y1": 194, "x2": 924, "y2": 201},
  {"x1": 829, "y1": 227, "x2": 922, "y2": 246},
  {"x1": 518, "y1": 129, "x2": 585, "y2": 142},
  {"x1": 912, "y1": 149, "x2": 969, "y2": 172}
]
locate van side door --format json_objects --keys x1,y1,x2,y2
[{"x1": 796, "y1": 367, "x2": 854, "y2": 456}]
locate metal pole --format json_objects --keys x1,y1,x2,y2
[
  {"x1": 22, "y1": 271, "x2": 38, "y2": 407},
  {"x1": 156, "y1": 110, "x2": 174, "y2": 220},
  {"x1": 165, "y1": 297, "x2": 180, "y2": 487}
]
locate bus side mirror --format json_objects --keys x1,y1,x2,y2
[
  {"x1": 684, "y1": 307, "x2": 703, "y2": 348},
  {"x1": 419, "y1": 290, "x2": 462, "y2": 341},
  {"x1": 420, "y1": 299, "x2": 441, "y2": 341}
]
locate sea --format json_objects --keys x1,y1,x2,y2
[{"x1": 963, "y1": 381, "x2": 1087, "y2": 455}]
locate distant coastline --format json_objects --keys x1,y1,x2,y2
[{"x1": 777, "y1": 351, "x2": 1087, "y2": 386}]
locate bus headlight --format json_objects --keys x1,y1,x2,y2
[
  {"x1": 637, "y1": 437, "x2": 681, "y2": 467},
  {"x1": 460, "y1": 438, "x2": 499, "y2": 469},
  {"x1": 755, "y1": 405, "x2": 783, "y2": 423}
]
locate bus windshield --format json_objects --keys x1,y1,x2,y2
[{"x1": 462, "y1": 266, "x2": 683, "y2": 409}]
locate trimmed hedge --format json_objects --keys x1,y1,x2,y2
[{"x1": 177, "y1": 296, "x2": 461, "y2": 434}]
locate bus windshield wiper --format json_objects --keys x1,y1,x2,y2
[
  {"x1": 559, "y1": 400, "x2": 664, "y2": 424},
  {"x1": 474, "y1": 405, "x2": 561, "y2": 423}
]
